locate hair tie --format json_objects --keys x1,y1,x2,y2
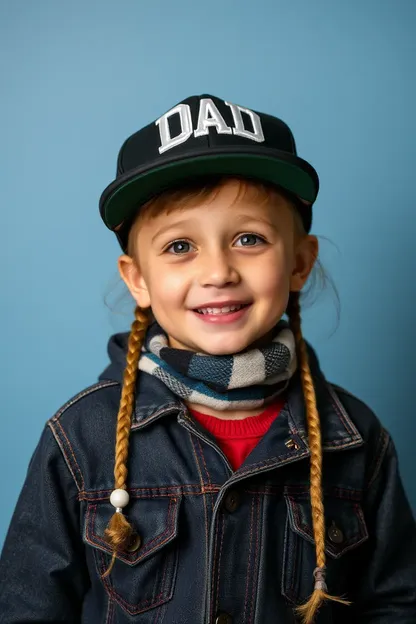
[
  {"x1": 313, "y1": 567, "x2": 328, "y2": 592},
  {"x1": 109, "y1": 488, "x2": 130, "y2": 513}
]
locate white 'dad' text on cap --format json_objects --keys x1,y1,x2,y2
[{"x1": 155, "y1": 98, "x2": 265, "y2": 155}]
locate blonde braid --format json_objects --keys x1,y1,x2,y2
[
  {"x1": 287, "y1": 292, "x2": 350, "y2": 623},
  {"x1": 102, "y1": 306, "x2": 150, "y2": 577}
]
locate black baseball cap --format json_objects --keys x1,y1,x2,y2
[{"x1": 99, "y1": 94, "x2": 319, "y2": 251}]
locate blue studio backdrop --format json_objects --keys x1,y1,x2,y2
[{"x1": 1, "y1": 0, "x2": 415, "y2": 548}]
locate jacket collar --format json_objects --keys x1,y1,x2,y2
[{"x1": 130, "y1": 342, "x2": 363, "y2": 452}]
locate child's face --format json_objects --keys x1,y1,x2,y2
[{"x1": 119, "y1": 179, "x2": 318, "y2": 355}]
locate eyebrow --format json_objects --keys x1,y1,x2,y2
[
  {"x1": 235, "y1": 214, "x2": 277, "y2": 229},
  {"x1": 151, "y1": 219, "x2": 195, "y2": 244}
]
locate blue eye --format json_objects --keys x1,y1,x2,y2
[
  {"x1": 235, "y1": 233, "x2": 266, "y2": 246},
  {"x1": 166, "y1": 240, "x2": 192, "y2": 254}
]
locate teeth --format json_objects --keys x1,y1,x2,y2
[{"x1": 197, "y1": 304, "x2": 244, "y2": 315}]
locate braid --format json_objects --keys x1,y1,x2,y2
[
  {"x1": 287, "y1": 292, "x2": 350, "y2": 623},
  {"x1": 102, "y1": 306, "x2": 150, "y2": 577}
]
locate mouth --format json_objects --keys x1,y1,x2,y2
[
  {"x1": 191, "y1": 302, "x2": 252, "y2": 324},
  {"x1": 194, "y1": 303, "x2": 250, "y2": 315}
]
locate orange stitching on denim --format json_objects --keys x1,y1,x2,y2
[
  {"x1": 98, "y1": 549, "x2": 171, "y2": 614},
  {"x1": 287, "y1": 495, "x2": 369, "y2": 560},
  {"x1": 56, "y1": 419, "x2": 85, "y2": 490},
  {"x1": 232, "y1": 450, "x2": 310, "y2": 478},
  {"x1": 78, "y1": 488, "x2": 221, "y2": 502},
  {"x1": 122, "y1": 500, "x2": 175, "y2": 559},
  {"x1": 188, "y1": 433, "x2": 206, "y2": 490},
  {"x1": 135, "y1": 499, "x2": 177, "y2": 557},
  {"x1": 104, "y1": 577, "x2": 167, "y2": 611},
  {"x1": 245, "y1": 484, "x2": 363, "y2": 498},
  {"x1": 86, "y1": 498, "x2": 178, "y2": 564},
  {"x1": 91, "y1": 485, "x2": 198, "y2": 494},
  {"x1": 50, "y1": 381, "x2": 119, "y2": 423},
  {"x1": 49, "y1": 420, "x2": 84, "y2": 491},
  {"x1": 188, "y1": 432, "x2": 211, "y2": 572},
  {"x1": 78, "y1": 483, "x2": 221, "y2": 501},
  {"x1": 195, "y1": 437, "x2": 215, "y2": 514},
  {"x1": 104, "y1": 582, "x2": 169, "y2": 614},
  {"x1": 198, "y1": 476, "x2": 210, "y2": 586},
  {"x1": 288, "y1": 495, "x2": 313, "y2": 542},
  {"x1": 283, "y1": 484, "x2": 362, "y2": 501},
  {"x1": 196, "y1": 437, "x2": 211, "y2": 483},
  {"x1": 48, "y1": 422, "x2": 82, "y2": 492},
  {"x1": 327, "y1": 383, "x2": 359, "y2": 438}
]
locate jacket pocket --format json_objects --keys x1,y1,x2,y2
[
  {"x1": 83, "y1": 494, "x2": 181, "y2": 616},
  {"x1": 282, "y1": 489, "x2": 368, "y2": 607}
]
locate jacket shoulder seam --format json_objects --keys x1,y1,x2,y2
[
  {"x1": 47, "y1": 380, "x2": 119, "y2": 492},
  {"x1": 330, "y1": 384, "x2": 390, "y2": 488},
  {"x1": 49, "y1": 380, "x2": 120, "y2": 423},
  {"x1": 367, "y1": 427, "x2": 391, "y2": 489},
  {"x1": 48, "y1": 421, "x2": 84, "y2": 492},
  {"x1": 329, "y1": 383, "x2": 360, "y2": 401},
  {"x1": 326, "y1": 383, "x2": 361, "y2": 439}
]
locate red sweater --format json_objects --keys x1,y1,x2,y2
[{"x1": 189, "y1": 399, "x2": 285, "y2": 470}]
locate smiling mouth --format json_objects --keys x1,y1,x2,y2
[{"x1": 194, "y1": 303, "x2": 250, "y2": 315}]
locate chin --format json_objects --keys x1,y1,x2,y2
[{"x1": 195, "y1": 337, "x2": 252, "y2": 356}]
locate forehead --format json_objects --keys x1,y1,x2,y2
[{"x1": 140, "y1": 178, "x2": 292, "y2": 224}]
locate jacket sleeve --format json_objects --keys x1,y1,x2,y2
[
  {"x1": 0, "y1": 425, "x2": 90, "y2": 622},
  {"x1": 352, "y1": 429, "x2": 416, "y2": 622}
]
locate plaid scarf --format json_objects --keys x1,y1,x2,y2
[{"x1": 138, "y1": 320, "x2": 297, "y2": 410}]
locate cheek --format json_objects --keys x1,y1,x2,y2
[
  {"x1": 257, "y1": 272, "x2": 290, "y2": 303},
  {"x1": 147, "y1": 265, "x2": 188, "y2": 304},
  {"x1": 250, "y1": 250, "x2": 292, "y2": 299}
]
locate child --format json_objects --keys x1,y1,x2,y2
[{"x1": 1, "y1": 94, "x2": 415, "y2": 624}]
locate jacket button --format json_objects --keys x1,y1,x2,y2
[
  {"x1": 223, "y1": 490, "x2": 241, "y2": 513},
  {"x1": 216, "y1": 613, "x2": 233, "y2": 624},
  {"x1": 328, "y1": 522, "x2": 344, "y2": 545},
  {"x1": 126, "y1": 532, "x2": 142, "y2": 552}
]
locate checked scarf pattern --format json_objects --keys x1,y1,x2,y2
[{"x1": 138, "y1": 320, "x2": 297, "y2": 410}]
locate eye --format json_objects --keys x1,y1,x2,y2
[
  {"x1": 165, "y1": 240, "x2": 194, "y2": 255},
  {"x1": 235, "y1": 233, "x2": 267, "y2": 247}
]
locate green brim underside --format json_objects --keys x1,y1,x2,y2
[{"x1": 103, "y1": 153, "x2": 317, "y2": 229}]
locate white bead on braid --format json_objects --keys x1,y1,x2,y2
[{"x1": 110, "y1": 488, "x2": 130, "y2": 513}]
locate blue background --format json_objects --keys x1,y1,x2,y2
[{"x1": 1, "y1": 0, "x2": 415, "y2": 547}]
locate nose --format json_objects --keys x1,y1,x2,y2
[{"x1": 197, "y1": 249, "x2": 240, "y2": 287}]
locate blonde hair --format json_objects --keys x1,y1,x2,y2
[
  {"x1": 103, "y1": 178, "x2": 350, "y2": 622},
  {"x1": 102, "y1": 305, "x2": 150, "y2": 577},
  {"x1": 287, "y1": 292, "x2": 350, "y2": 621}
]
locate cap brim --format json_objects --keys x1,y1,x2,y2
[{"x1": 99, "y1": 147, "x2": 319, "y2": 230}]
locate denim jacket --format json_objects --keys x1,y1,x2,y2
[{"x1": 1, "y1": 333, "x2": 415, "y2": 624}]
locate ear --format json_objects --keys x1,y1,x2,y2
[
  {"x1": 118, "y1": 255, "x2": 151, "y2": 309},
  {"x1": 290, "y1": 235, "x2": 319, "y2": 292}
]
